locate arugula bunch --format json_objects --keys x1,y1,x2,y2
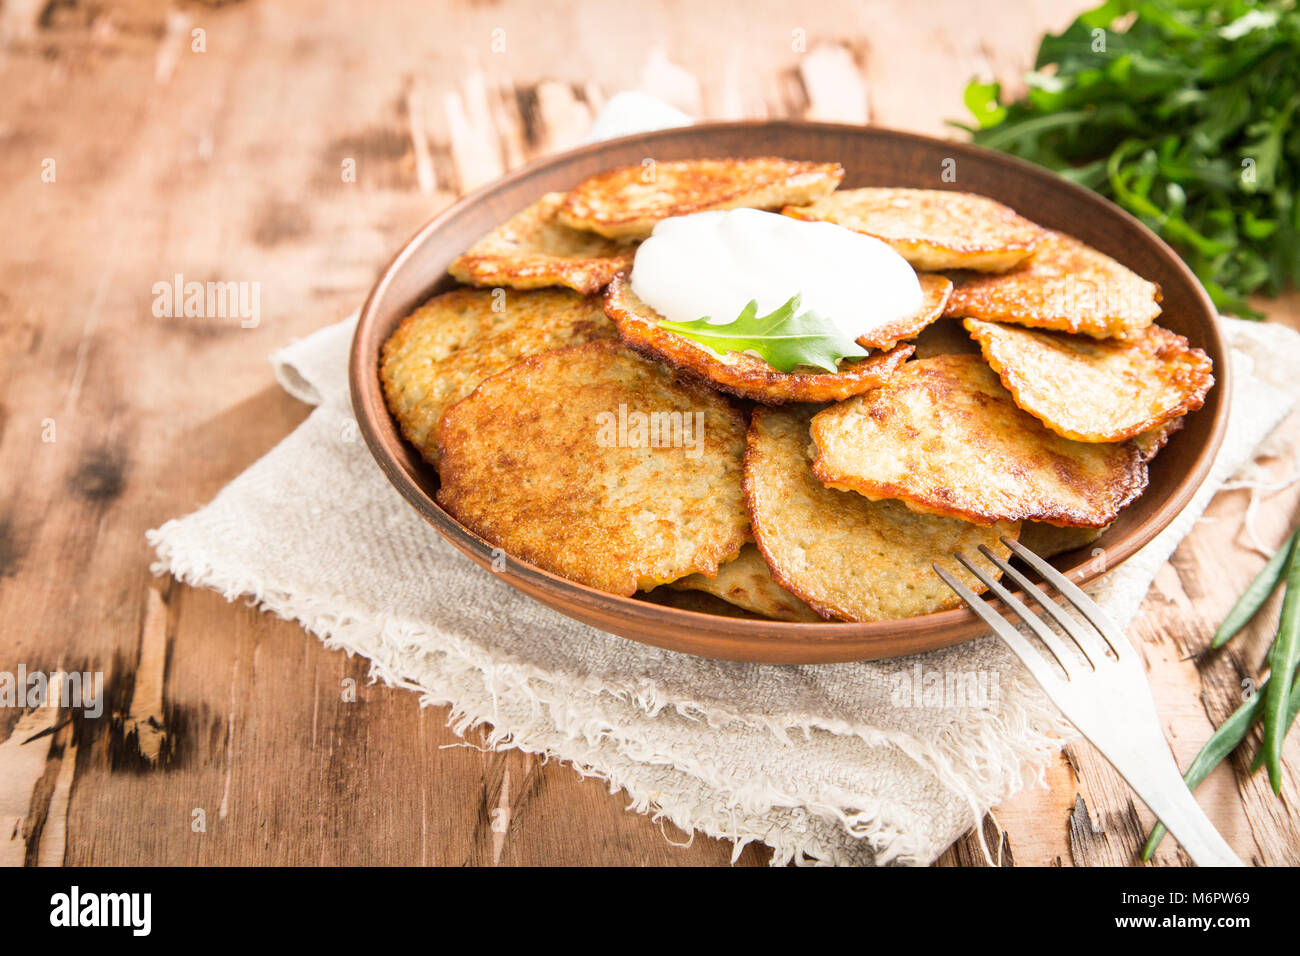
[{"x1": 958, "y1": 0, "x2": 1300, "y2": 317}]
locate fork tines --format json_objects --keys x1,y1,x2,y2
[{"x1": 933, "y1": 537, "x2": 1129, "y2": 682}]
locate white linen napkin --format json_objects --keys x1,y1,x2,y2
[{"x1": 148, "y1": 100, "x2": 1300, "y2": 865}]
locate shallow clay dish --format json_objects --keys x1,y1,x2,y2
[{"x1": 350, "y1": 121, "x2": 1229, "y2": 664}]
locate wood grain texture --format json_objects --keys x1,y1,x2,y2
[{"x1": 1, "y1": 0, "x2": 1297, "y2": 866}]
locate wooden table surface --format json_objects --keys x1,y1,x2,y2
[{"x1": 3, "y1": 0, "x2": 1298, "y2": 867}]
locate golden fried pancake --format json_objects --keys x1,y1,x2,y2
[
  {"x1": 640, "y1": 587, "x2": 760, "y2": 619},
  {"x1": 943, "y1": 231, "x2": 1162, "y2": 338},
  {"x1": 449, "y1": 193, "x2": 635, "y2": 294},
  {"x1": 964, "y1": 319, "x2": 1212, "y2": 442},
  {"x1": 668, "y1": 544, "x2": 820, "y2": 622},
  {"x1": 855, "y1": 273, "x2": 953, "y2": 350},
  {"x1": 436, "y1": 340, "x2": 750, "y2": 596},
  {"x1": 1018, "y1": 522, "x2": 1107, "y2": 559},
  {"x1": 558, "y1": 158, "x2": 844, "y2": 239},
  {"x1": 783, "y1": 188, "x2": 1044, "y2": 272},
  {"x1": 604, "y1": 275, "x2": 913, "y2": 404},
  {"x1": 744, "y1": 405, "x2": 1019, "y2": 622},
  {"x1": 809, "y1": 355, "x2": 1148, "y2": 528},
  {"x1": 380, "y1": 288, "x2": 615, "y2": 468},
  {"x1": 1135, "y1": 416, "x2": 1184, "y2": 462},
  {"x1": 910, "y1": 316, "x2": 981, "y2": 359}
]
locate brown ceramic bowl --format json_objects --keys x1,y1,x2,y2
[{"x1": 350, "y1": 121, "x2": 1229, "y2": 664}]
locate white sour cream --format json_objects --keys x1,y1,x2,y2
[{"x1": 629, "y1": 208, "x2": 922, "y2": 345}]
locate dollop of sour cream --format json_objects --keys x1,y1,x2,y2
[{"x1": 629, "y1": 208, "x2": 922, "y2": 345}]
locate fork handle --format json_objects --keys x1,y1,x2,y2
[{"x1": 1126, "y1": 768, "x2": 1246, "y2": 867}]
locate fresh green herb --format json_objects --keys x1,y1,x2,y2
[
  {"x1": 1142, "y1": 679, "x2": 1262, "y2": 860},
  {"x1": 657, "y1": 294, "x2": 869, "y2": 373},
  {"x1": 1144, "y1": 675, "x2": 1300, "y2": 857},
  {"x1": 1213, "y1": 529, "x2": 1298, "y2": 647},
  {"x1": 957, "y1": 0, "x2": 1300, "y2": 317},
  {"x1": 1250, "y1": 680, "x2": 1300, "y2": 772},
  {"x1": 1142, "y1": 530, "x2": 1300, "y2": 856},
  {"x1": 1261, "y1": 541, "x2": 1300, "y2": 791}
]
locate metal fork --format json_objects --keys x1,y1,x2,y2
[{"x1": 934, "y1": 537, "x2": 1245, "y2": 867}]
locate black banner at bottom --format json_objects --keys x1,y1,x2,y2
[{"x1": 0, "y1": 862, "x2": 1276, "y2": 942}]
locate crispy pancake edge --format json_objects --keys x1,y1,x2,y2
[
  {"x1": 856, "y1": 273, "x2": 953, "y2": 350},
  {"x1": 783, "y1": 187, "x2": 1045, "y2": 272},
  {"x1": 604, "y1": 274, "x2": 914, "y2": 404},
  {"x1": 941, "y1": 230, "x2": 1163, "y2": 339},
  {"x1": 808, "y1": 355, "x2": 1150, "y2": 529},
  {"x1": 667, "y1": 543, "x2": 821, "y2": 622},
  {"x1": 448, "y1": 192, "x2": 635, "y2": 294},
  {"x1": 964, "y1": 319, "x2": 1214, "y2": 443},
  {"x1": 558, "y1": 158, "x2": 845, "y2": 239}
]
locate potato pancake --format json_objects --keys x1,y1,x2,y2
[
  {"x1": 380, "y1": 287, "x2": 616, "y2": 468},
  {"x1": 668, "y1": 543, "x2": 820, "y2": 622},
  {"x1": 855, "y1": 273, "x2": 953, "y2": 350},
  {"x1": 964, "y1": 319, "x2": 1212, "y2": 442},
  {"x1": 909, "y1": 316, "x2": 981, "y2": 359},
  {"x1": 1018, "y1": 522, "x2": 1107, "y2": 559},
  {"x1": 435, "y1": 340, "x2": 750, "y2": 596},
  {"x1": 558, "y1": 157, "x2": 843, "y2": 239},
  {"x1": 744, "y1": 405, "x2": 1018, "y2": 621},
  {"x1": 449, "y1": 192, "x2": 635, "y2": 294},
  {"x1": 943, "y1": 231, "x2": 1162, "y2": 338},
  {"x1": 1135, "y1": 416, "x2": 1184, "y2": 462},
  {"x1": 1018, "y1": 421, "x2": 1176, "y2": 562},
  {"x1": 809, "y1": 355, "x2": 1148, "y2": 528},
  {"x1": 783, "y1": 187, "x2": 1044, "y2": 272},
  {"x1": 640, "y1": 588, "x2": 759, "y2": 618},
  {"x1": 604, "y1": 274, "x2": 913, "y2": 403}
]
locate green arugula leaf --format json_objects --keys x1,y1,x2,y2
[
  {"x1": 964, "y1": 80, "x2": 1007, "y2": 129},
  {"x1": 959, "y1": 0, "x2": 1300, "y2": 318},
  {"x1": 657, "y1": 294, "x2": 869, "y2": 374}
]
